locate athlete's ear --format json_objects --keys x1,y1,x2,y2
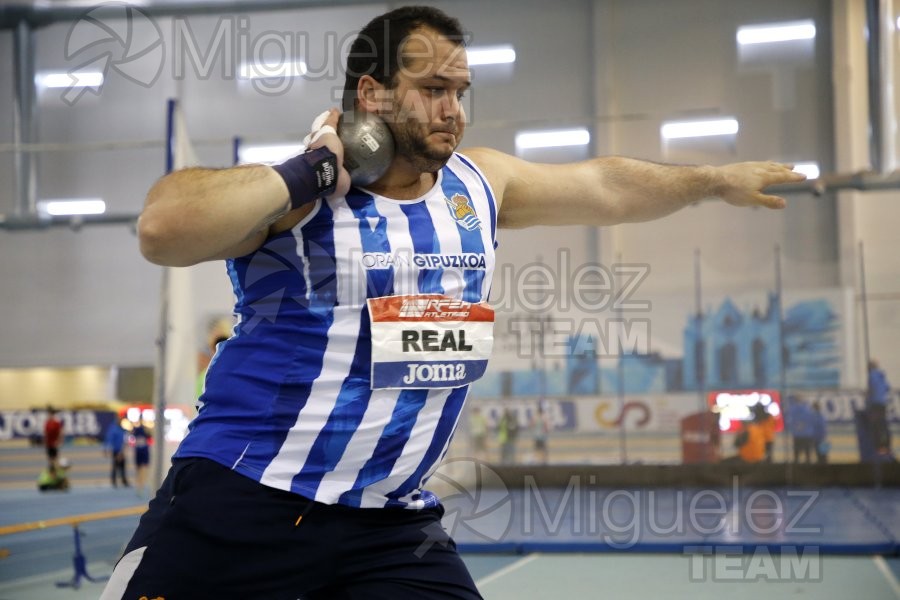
[{"x1": 357, "y1": 75, "x2": 391, "y2": 114}]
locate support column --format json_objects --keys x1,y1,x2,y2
[{"x1": 13, "y1": 19, "x2": 37, "y2": 216}]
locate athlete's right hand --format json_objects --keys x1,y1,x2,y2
[{"x1": 306, "y1": 108, "x2": 352, "y2": 200}]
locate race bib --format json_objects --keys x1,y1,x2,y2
[{"x1": 367, "y1": 295, "x2": 494, "y2": 389}]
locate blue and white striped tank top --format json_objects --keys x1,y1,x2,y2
[{"x1": 174, "y1": 153, "x2": 498, "y2": 509}]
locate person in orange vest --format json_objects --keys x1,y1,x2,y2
[
  {"x1": 737, "y1": 422, "x2": 767, "y2": 463},
  {"x1": 729, "y1": 405, "x2": 768, "y2": 464}
]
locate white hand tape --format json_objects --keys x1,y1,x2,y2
[
  {"x1": 307, "y1": 125, "x2": 337, "y2": 146},
  {"x1": 310, "y1": 110, "x2": 330, "y2": 132},
  {"x1": 302, "y1": 110, "x2": 336, "y2": 147}
]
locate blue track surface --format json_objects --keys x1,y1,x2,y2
[{"x1": 0, "y1": 488, "x2": 146, "y2": 582}]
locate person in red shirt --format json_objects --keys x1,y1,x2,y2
[{"x1": 44, "y1": 406, "x2": 63, "y2": 467}]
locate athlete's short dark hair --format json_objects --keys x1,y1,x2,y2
[{"x1": 342, "y1": 6, "x2": 466, "y2": 110}]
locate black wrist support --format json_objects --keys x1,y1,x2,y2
[{"x1": 272, "y1": 146, "x2": 339, "y2": 210}]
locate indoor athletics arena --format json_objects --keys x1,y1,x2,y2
[{"x1": 1, "y1": 1, "x2": 899, "y2": 598}]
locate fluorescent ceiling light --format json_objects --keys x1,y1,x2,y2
[
  {"x1": 38, "y1": 199, "x2": 106, "y2": 216},
  {"x1": 239, "y1": 60, "x2": 307, "y2": 79},
  {"x1": 793, "y1": 162, "x2": 820, "y2": 179},
  {"x1": 467, "y1": 45, "x2": 516, "y2": 66},
  {"x1": 661, "y1": 118, "x2": 739, "y2": 140},
  {"x1": 36, "y1": 71, "x2": 104, "y2": 89},
  {"x1": 737, "y1": 20, "x2": 816, "y2": 45},
  {"x1": 239, "y1": 144, "x2": 305, "y2": 165},
  {"x1": 515, "y1": 128, "x2": 590, "y2": 150},
  {"x1": 35, "y1": 0, "x2": 149, "y2": 6}
]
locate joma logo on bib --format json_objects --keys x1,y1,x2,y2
[{"x1": 403, "y1": 363, "x2": 467, "y2": 385}]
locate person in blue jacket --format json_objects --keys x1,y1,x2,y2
[
  {"x1": 811, "y1": 402, "x2": 829, "y2": 464},
  {"x1": 867, "y1": 359, "x2": 892, "y2": 453},
  {"x1": 103, "y1": 418, "x2": 130, "y2": 488},
  {"x1": 786, "y1": 396, "x2": 817, "y2": 463}
]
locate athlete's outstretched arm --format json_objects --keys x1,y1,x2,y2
[
  {"x1": 462, "y1": 147, "x2": 806, "y2": 229},
  {"x1": 138, "y1": 110, "x2": 350, "y2": 267}
]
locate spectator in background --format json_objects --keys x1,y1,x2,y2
[
  {"x1": 131, "y1": 418, "x2": 152, "y2": 497},
  {"x1": 812, "y1": 401, "x2": 829, "y2": 464},
  {"x1": 754, "y1": 403, "x2": 777, "y2": 462},
  {"x1": 37, "y1": 457, "x2": 70, "y2": 492},
  {"x1": 531, "y1": 402, "x2": 552, "y2": 465},
  {"x1": 727, "y1": 406, "x2": 768, "y2": 464},
  {"x1": 787, "y1": 396, "x2": 816, "y2": 464},
  {"x1": 104, "y1": 418, "x2": 130, "y2": 488},
  {"x1": 43, "y1": 406, "x2": 63, "y2": 468},
  {"x1": 468, "y1": 406, "x2": 488, "y2": 461},
  {"x1": 196, "y1": 333, "x2": 231, "y2": 399},
  {"x1": 867, "y1": 359, "x2": 892, "y2": 453},
  {"x1": 498, "y1": 408, "x2": 519, "y2": 464}
]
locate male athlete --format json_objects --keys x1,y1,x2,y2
[{"x1": 102, "y1": 6, "x2": 805, "y2": 599}]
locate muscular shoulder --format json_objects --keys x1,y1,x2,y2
[
  {"x1": 457, "y1": 147, "x2": 515, "y2": 208},
  {"x1": 458, "y1": 146, "x2": 571, "y2": 228}
]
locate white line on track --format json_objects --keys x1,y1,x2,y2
[
  {"x1": 873, "y1": 555, "x2": 900, "y2": 599},
  {"x1": 475, "y1": 553, "x2": 541, "y2": 588}
]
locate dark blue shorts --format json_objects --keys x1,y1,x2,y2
[
  {"x1": 102, "y1": 458, "x2": 482, "y2": 599},
  {"x1": 134, "y1": 447, "x2": 150, "y2": 466}
]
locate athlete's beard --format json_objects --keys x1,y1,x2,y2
[{"x1": 389, "y1": 112, "x2": 459, "y2": 174}]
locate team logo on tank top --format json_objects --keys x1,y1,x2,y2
[{"x1": 445, "y1": 193, "x2": 482, "y2": 231}]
